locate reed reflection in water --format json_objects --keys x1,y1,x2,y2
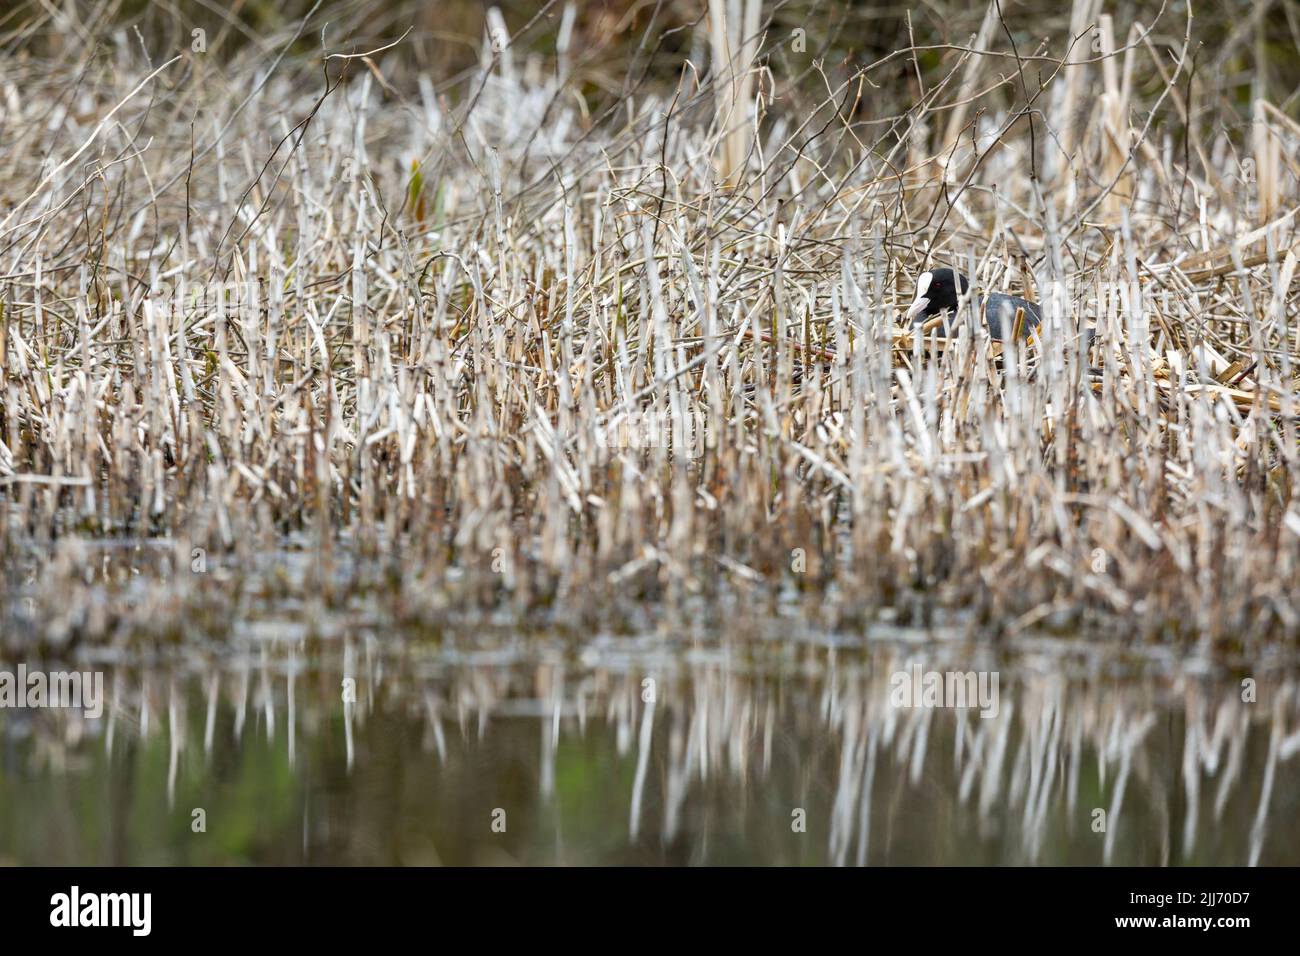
[{"x1": 1, "y1": 637, "x2": 1297, "y2": 865}]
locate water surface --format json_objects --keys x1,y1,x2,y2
[{"x1": 2, "y1": 624, "x2": 1297, "y2": 865}]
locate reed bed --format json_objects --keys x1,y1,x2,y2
[{"x1": 1, "y1": 0, "x2": 1299, "y2": 650}]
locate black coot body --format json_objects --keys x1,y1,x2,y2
[{"x1": 905, "y1": 268, "x2": 1041, "y2": 341}]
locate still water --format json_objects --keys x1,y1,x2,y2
[{"x1": 1, "y1": 623, "x2": 1297, "y2": 865}]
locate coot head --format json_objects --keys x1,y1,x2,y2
[{"x1": 904, "y1": 268, "x2": 968, "y2": 321}]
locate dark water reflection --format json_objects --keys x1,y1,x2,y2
[{"x1": 1, "y1": 631, "x2": 1298, "y2": 865}]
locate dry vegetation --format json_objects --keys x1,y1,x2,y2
[{"x1": 1, "y1": 0, "x2": 1299, "y2": 651}]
